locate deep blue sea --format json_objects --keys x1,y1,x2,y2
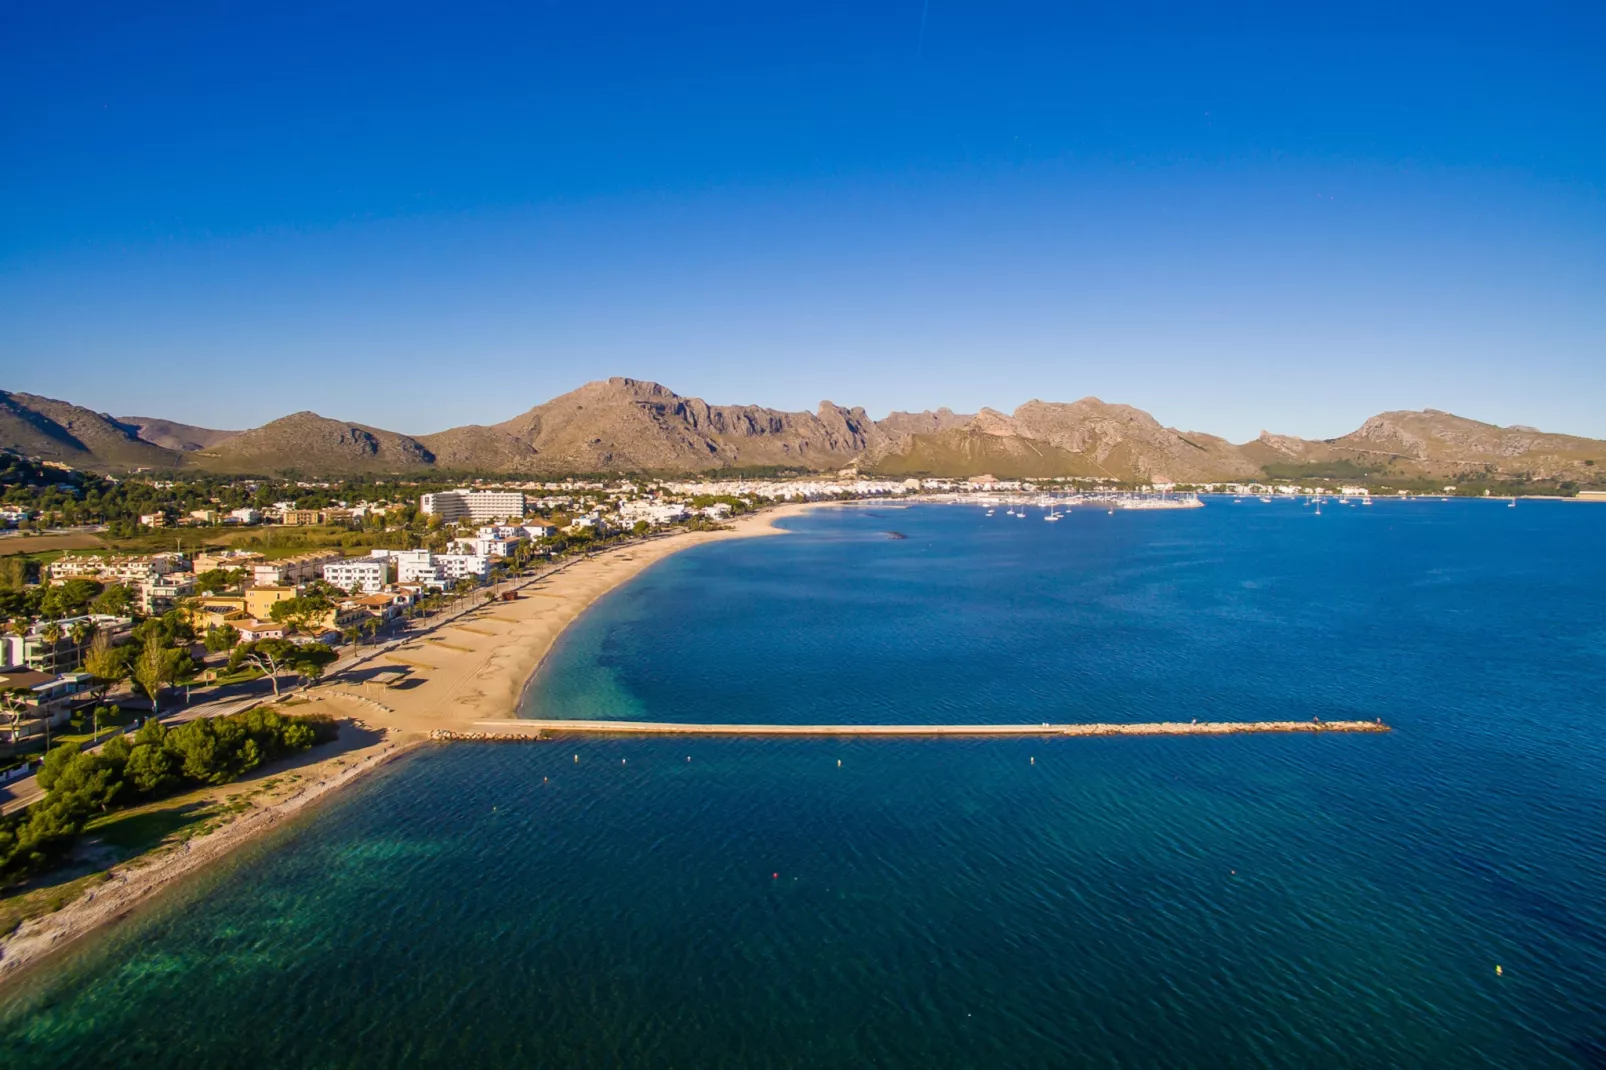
[{"x1": 3, "y1": 500, "x2": 1605, "y2": 1067}]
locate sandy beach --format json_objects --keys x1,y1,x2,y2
[
  {"x1": 0, "y1": 505, "x2": 807, "y2": 983},
  {"x1": 323, "y1": 504, "x2": 800, "y2": 737}
]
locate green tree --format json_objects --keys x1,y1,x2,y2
[
  {"x1": 204, "y1": 623, "x2": 241, "y2": 653},
  {"x1": 288, "y1": 643, "x2": 336, "y2": 690},
  {"x1": 193, "y1": 569, "x2": 239, "y2": 595},
  {"x1": 92, "y1": 584, "x2": 136, "y2": 617},
  {"x1": 0, "y1": 557, "x2": 27, "y2": 590},
  {"x1": 39, "y1": 579, "x2": 104, "y2": 619},
  {"x1": 35, "y1": 741, "x2": 81, "y2": 792},
  {"x1": 82, "y1": 630, "x2": 129, "y2": 703},
  {"x1": 125, "y1": 735, "x2": 179, "y2": 795},
  {"x1": 40, "y1": 620, "x2": 63, "y2": 661},
  {"x1": 229, "y1": 638, "x2": 299, "y2": 697},
  {"x1": 267, "y1": 594, "x2": 333, "y2": 636},
  {"x1": 131, "y1": 633, "x2": 186, "y2": 717},
  {"x1": 67, "y1": 619, "x2": 95, "y2": 669}
]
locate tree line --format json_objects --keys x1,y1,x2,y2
[{"x1": 0, "y1": 708, "x2": 338, "y2": 880}]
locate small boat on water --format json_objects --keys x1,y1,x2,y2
[{"x1": 1259, "y1": 496, "x2": 1273, "y2": 503}]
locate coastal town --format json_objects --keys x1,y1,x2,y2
[
  {"x1": 4, "y1": 463, "x2": 1573, "y2": 750},
  {"x1": 0, "y1": 461, "x2": 1570, "y2": 982}
]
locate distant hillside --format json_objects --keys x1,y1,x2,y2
[
  {"x1": 0, "y1": 391, "x2": 180, "y2": 469},
  {"x1": 1242, "y1": 410, "x2": 1605, "y2": 483},
  {"x1": 877, "y1": 408, "x2": 975, "y2": 436},
  {"x1": 486, "y1": 377, "x2": 892, "y2": 472},
  {"x1": 189, "y1": 412, "x2": 436, "y2": 475},
  {"x1": 4, "y1": 381, "x2": 1602, "y2": 483},
  {"x1": 117, "y1": 416, "x2": 237, "y2": 452},
  {"x1": 866, "y1": 398, "x2": 1259, "y2": 482}
]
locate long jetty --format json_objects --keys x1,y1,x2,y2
[{"x1": 445, "y1": 719, "x2": 1390, "y2": 740}]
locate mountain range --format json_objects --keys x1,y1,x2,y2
[{"x1": 2, "y1": 380, "x2": 1602, "y2": 485}]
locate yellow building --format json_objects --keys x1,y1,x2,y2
[{"x1": 245, "y1": 585, "x2": 299, "y2": 619}]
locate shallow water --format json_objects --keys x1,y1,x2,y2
[{"x1": 3, "y1": 499, "x2": 1604, "y2": 1067}]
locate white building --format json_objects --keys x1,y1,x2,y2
[
  {"x1": 322, "y1": 557, "x2": 394, "y2": 594},
  {"x1": 617, "y1": 501, "x2": 689, "y2": 526},
  {"x1": 229, "y1": 507, "x2": 261, "y2": 524},
  {"x1": 449, "y1": 536, "x2": 523, "y2": 558},
  {"x1": 419, "y1": 489, "x2": 526, "y2": 522},
  {"x1": 437, "y1": 554, "x2": 491, "y2": 581},
  {"x1": 381, "y1": 550, "x2": 443, "y2": 585}
]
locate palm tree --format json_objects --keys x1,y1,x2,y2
[
  {"x1": 39, "y1": 621, "x2": 63, "y2": 672},
  {"x1": 68, "y1": 619, "x2": 95, "y2": 669}
]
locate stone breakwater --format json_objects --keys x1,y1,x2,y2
[{"x1": 436, "y1": 720, "x2": 1392, "y2": 740}]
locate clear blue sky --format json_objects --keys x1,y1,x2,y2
[{"x1": 3, "y1": 1, "x2": 1602, "y2": 441}]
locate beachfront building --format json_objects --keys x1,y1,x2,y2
[
  {"x1": 192, "y1": 549, "x2": 266, "y2": 576},
  {"x1": 245, "y1": 585, "x2": 299, "y2": 621},
  {"x1": 139, "y1": 571, "x2": 196, "y2": 614},
  {"x1": 322, "y1": 557, "x2": 394, "y2": 594},
  {"x1": 235, "y1": 620, "x2": 286, "y2": 642},
  {"x1": 0, "y1": 615, "x2": 133, "y2": 674},
  {"x1": 437, "y1": 553, "x2": 491, "y2": 581},
  {"x1": 448, "y1": 532, "x2": 524, "y2": 558},
  {"x1": 617, "y1": 500, "x2": 689, "y2": 526},
  {"x1": 370, "y1": 549, "x2": 491, "y2": 588},
  {"x1": 252, "y1": 550, "x2": 343, "y2": 587},
  {"x1": 0, "y1": 669, "x2": 95, "y2": 742},
  {"x1": 48, "y1": 552, "x2": 184, "y2": 587},
  {"x1": 420, "y1": 489, "x2": 526, "y2": 522}
]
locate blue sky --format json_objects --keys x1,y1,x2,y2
[{"x1": 3, "y1": 1, "x2": 1602, "y2": 441}]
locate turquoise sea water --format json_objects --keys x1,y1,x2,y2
[{"x1": 3, "y1": 500, "x2": 1605, "y2": 1067}]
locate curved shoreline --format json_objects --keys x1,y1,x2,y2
[{"x1": 0, "y1": 506, "x2": 808, "y2": 986}]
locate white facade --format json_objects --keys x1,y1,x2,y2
[
  {"x1": 437, "y1": 554, "x2": 491, "y2": 580},
  {"x1": 449, "y1": 534, "x2": 523, "y2": 558},
  {"x1": 420, "y1": 489, "x2": 527, "y2": 522},
  {"x1": 386, "y1": 550, "x2": 443, "y2": 585},
  {"x1": 618, "y1": 501, "x2": 688, "y2": 526},
  {"x1": 322, "y1": 558, "x2": 393, "y2": 594}
]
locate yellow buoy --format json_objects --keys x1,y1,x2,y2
[{"x1": 1495, "y1": 965, "x2": 1503, "y2": 976}]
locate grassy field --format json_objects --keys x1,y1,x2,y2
[
  {"x1": 0, "y1": 532, "x2": 103, "y2": 558},
  {"x1": 97, "y1": 524, "x2": 397, "y2": 559}
]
